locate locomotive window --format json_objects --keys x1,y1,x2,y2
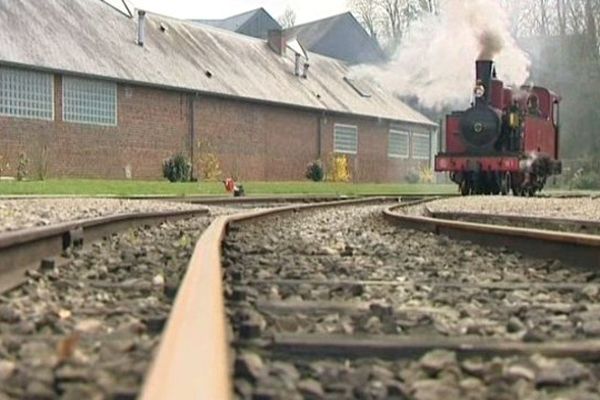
[
  {"x1": 0, "y1": 67, "x2": 54, "y2": 121},
  {"x1": 388, "y1": 129, "x2": 409, "y2": 159},
  {"x1": 63, "y1": 76, "x2": 117, "y2": 126},
  {"x1": 334, "y1": 124, "x2": 358, "y2": 155},
  {"x1": 412, "y1": 133, "x2": 431, "y2": 160},
  {"x1": 552, "y1": 101, "x2": 559, "y2": 126}
]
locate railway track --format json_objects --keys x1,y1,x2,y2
[
  {"x1": 140, "y1": 197, "x2": 600, "y2": 399},
  {"x1": 0, "y1": 197, "x2": 390, "y2": 399},
  {"x1": 2, "y1": 195, "x2": 599, "y2": 399}
]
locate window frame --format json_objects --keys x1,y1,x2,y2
[
  {"x1": 0, "y1": 67, "x2": 54, "y2": 121},
  {"x1": 411, "y1": 132, "x2": 431, "y2": 160},
  {"x1": 388, "y1": 129, "x2": 410, "y2": 159},
  {"x1": 62, "y1": 76, "x2": 118, "y2": 127},
  {"x1": 333, "y1": 123, "x2": 358, "y2": 155}
]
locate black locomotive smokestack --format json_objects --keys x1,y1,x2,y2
[{"x1": 475, "y1": 60, "x2": 494, "y2": 106}]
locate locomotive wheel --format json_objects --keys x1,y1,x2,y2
[
  {"x1": 460, "y1": 180, "x2": 470, "y2": 196},
  {"x1": 501, "y1": 173, "x2": 510, "y2": 196},
  {"x1": 491, "y1": 173, "x2": 501, "y2": 195}
]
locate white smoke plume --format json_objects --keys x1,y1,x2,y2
[{"x1": 353, "y1": 0, "x2": 531, "y2": 110}]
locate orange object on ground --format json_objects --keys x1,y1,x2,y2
[{"x1": 223, "y1": 178, "x2": 235, "y2": 193}]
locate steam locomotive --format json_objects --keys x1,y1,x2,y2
[{"x1": 435, "y1": 60, "x2": 562, "y2": 196}]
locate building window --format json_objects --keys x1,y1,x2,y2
[
  {"x1": 412, "y1": 132, "x2": 431, "y2": 160},
  {"x1": 334, "y1": 124, "x2": 358, "y2": 154},
  {"x1": 388, "y1": 129, "x2": 409, "y2": 159},
  {"x1": 63, "y1": 77, "x2": 117, "y2": 126},
  {"x1": 0, "y1": 67, "x2": 54, "y2": 120}
]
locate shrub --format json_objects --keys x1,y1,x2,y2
[
  {"x1": 34, "y1": 144, "x2": 49, "y2": 181},
  {"x1": 0, "y1": 155, "x2": 9, "y2": 178},
  {"x1": 305, "y1": 160, "x2": 324, "y2": 182},
  {"x1": 405, "y1": 169, "x2": 420, "y2": 184},
  {"x1": 16, "y1": 152, "x2": 29, "y2": 181},
  {"x1": 196, "y1": 139, "x2": 222, "y2": 181},
  {"x1": 419, "y1": 166, "x2": 435, "y2": 184},
  {"x1": 327, "y1": 154, "x2": 351, "y2": 183},
  {"x1": 162, "y1": 153, "x2": 191, "y2": 183},
  {"x1": 571, "y1": 170, "x2": 600, "y2": 190}
]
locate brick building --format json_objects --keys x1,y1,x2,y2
[{"x1": 0, "y1": 0, "x2": 436, "y2": 182}]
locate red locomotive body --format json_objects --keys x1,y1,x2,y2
[{"x1": 435, "y1": 60, "x2": 562, "y2": 196}]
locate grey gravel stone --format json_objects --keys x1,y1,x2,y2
[
  {"x1": 411, "y1": 378, "x2": 460, "y2": 400},
  {"x1": 297, "y1": 379, "x2": 324, "y2": 399},
  {"x1": 504, "y1": 363, "x2": 536, "y2": 381},
  {"x1": 582, "y1": 320, "x2": 600, "y2": 336},
  {"x1": 420, "y1": 350, "x2": 457, "y2": 374},
  {"x1": 506, "y1": 316, "x2": 526, "y2": 333},
  {"x1": 235, "y1": 353, "x2": 266, "y2": 383},
  {"x1": 0, "y1": 360, "x2": 15, "y2": 381},
  {"x1": 24, "y1": 380, "x2": 55, "y2": 400}
]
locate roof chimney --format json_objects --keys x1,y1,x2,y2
[
  {"x1": 137, "y1": 10, "x2": 146, "y2": 47},
  {"x1": 294, "y1": 53, "x2": 301, "y2": 76},
  {"x1": 302, "y1": 62, "x2": 310, "y2": 79},
  {"x1": 268, "y1": 29, "x2": 285, "y2": 56}
]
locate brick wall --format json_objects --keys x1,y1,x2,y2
[
  {"x1": 0, "y1": 76, "x2": 189, "y2": 180},
  {"x1": 193, "y1": 97, "x2": 319, "y2": 181},
  {"x1": 0, "y1": 71, "x2": 432, "y2": 182},
  {"x1": 320, "y1": 116, "x2": 430, "y2": 183}
]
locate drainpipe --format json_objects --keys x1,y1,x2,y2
[
  {"x1": 137, "y1": 10, "x2": 146, "y2": 46},
  {"x1": 190, "y1": 94, "x2": 196, "y2": 181},
  {"x1": 317, "y1": 113, "x2": 325, "y2": 159}
]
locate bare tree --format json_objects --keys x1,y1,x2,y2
[
  {"x1": 379, "y1": 0, "x2": 404, "y2": 43},
  {"x1": 349, "y1": 0, "x2": 435, "y2": 52},
  {"x1": 349, "y1": 0, "x2": 380, "y2": 38},
  {"x1": 584, "y1": 0, "x2": 599, "y2": 59},
  {"x1": 278, "y1": 7, "x2": 297, "y2": 29}
]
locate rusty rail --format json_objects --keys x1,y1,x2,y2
[
  {"x1": 140, "y1": 196, "x2": 396, "y2": 400},
  {"x1": 384, "y1": 204, "x2": 600, "y2": 269},
  {"x1": 427, "y1": 210, "x2": 600, "y2": 235},
  {"x1": 0, "y1": 209, "x2": 209, "y2": 292}
]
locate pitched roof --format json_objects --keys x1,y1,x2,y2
[
  {"x1": 192, "y1": 7, "x2": 280, "y2": 39},
  {"x1": 283, "y1": 12, "x2": 386, "y2": 64},
  {"x1": 0, "y1": 0, "x2": 434, "y2": 126},
  {"x1": 194, "y1": 8, "x2": 264, "y2": 31}
]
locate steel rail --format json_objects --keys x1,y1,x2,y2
[
  {"x1": 0, "y1": 193, "x2": 457, "y2": 203},
  {"x1": 0, "y1": 208, "x2": 209, "y2": 292},
  {"x1": 140, "y1": 196, "x2": 396, "y2": 400},
  {"x1": 384, "y1": 204, "x2": 600, "y2": 269},
  {"x1": 266, "y1": 334, "x2": 600, "y2": 361},
  {"x1": 427, "y1": 210, "x2": 600, "y2": 234}
]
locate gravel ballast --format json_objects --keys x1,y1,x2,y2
[
  {"x1": 223, "y1": 205, "x2": 600, "y2": 399},
  {"x1": 421, "y1": 196, "x2": 600, "y2": 220},
  {"x1": 0, "y1": 199, "x2": 205, "y2": 233}
]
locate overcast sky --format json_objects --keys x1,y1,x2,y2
[{"x1": 124, "y1": 0, "x2": 349, "y2": 24}]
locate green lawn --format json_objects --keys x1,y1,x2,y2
[{"x1": 0, "y1": 179, "x2": 456, "y2": 197}]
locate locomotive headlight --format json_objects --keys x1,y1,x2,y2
[{"x1": 474, "y1": 84, "x2": 485, "y2": 98}]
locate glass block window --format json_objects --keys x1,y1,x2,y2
[
  {"x1": 63, "y1": 77, "x2": 117, "y2": 126},
  {"x1": 334, "y1": 124, "x2": 358, "y2": 154},
  {"x1": 0, "y1": 67, "x2": 54, "y2": 120},
  {"x1": 388, "y1": 129, "x2": 409, "y2": 158},
  {"x1": 412, "y1": 133, "x2": 431, "y2": 160}
]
